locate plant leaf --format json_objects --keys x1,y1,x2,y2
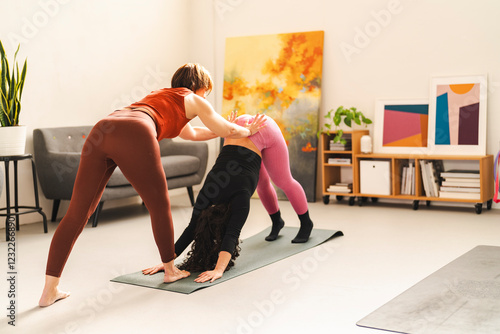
[
  {"x1": 0, "y1": 43, "x2": 26, "y2": 126},
  {"x1": 344, "y1": 114, "x2": 352, "y2": 127},
  {"x1": 18, "y1": 59, "x2": 27, "y2": 100},
  {"x1": 333, "y1": 129, "x2": 344, "y2": 143},
  {"x1": 0, "y1": 92, "x2": 8, "y2": 126},
  {"x1": 333, "y1": 114, "x2": 341, "y2": 126}
]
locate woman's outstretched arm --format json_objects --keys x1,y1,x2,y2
[
  {"x1": 184, "y1": 94, "x2": 266, "y2": 138},
  {"x1": 194, "y1": 251, "x2": 232, "y2": 283}
]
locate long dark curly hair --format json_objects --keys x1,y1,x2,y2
[{"x1": 177, "y1": 203, "x2": 241, "y2": 272}]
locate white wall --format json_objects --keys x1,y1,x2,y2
[
  {"x1": 0, "y1": 0, "x2": 191, "y2": 223},
  {"x1": 2, "y1": 0, "x2": 500, "y2": 227},
  {"x1": 205, "y1": 0, "x2": 500, "y2": 205}
]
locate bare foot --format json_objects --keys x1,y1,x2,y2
[
  {"x1": 39, "y1": 288, "x2": 70, "y2": 307},
  {"x1": 39, "y1": 275, "x2": 70, "y2": 307},
  {"x1": 164, "y1": 268, "x2": 190, "y2": 283},
  {"x1": 163, "y1": 262, "x2": 190, "y2": 283}
]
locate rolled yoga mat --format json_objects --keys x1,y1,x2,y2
[
  {"x1": 111, "y1": 226, "x2": 343, "y2": 294},
  {"x1": 357, "y1": 245, "x2": 500, "y2": 334}
]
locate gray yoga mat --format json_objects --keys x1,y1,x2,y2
[
  {"x1": 357, "y1": 245, "x2": 500, "y2": 334},
  {"x1": 111, "y1": 227, "x2": 343, "y2": 294}
]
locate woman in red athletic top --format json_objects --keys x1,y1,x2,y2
[{"x1": 39, "y1": 63, "x2": 266, "y2": 307}]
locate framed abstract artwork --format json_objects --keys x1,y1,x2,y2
[
  {"x1": 374, "y1": 99, "x2": 429, "y2": 154},
  {"x1": 221, "y1": 31, "x2": 324, "y2": 202},
  {"x1": 428, "y1": 75, "x2": 488, "y2": 155}
]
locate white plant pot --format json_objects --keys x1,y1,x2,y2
[{"x1": 0, "y1": 125, "x2": 27, "y2": 156}]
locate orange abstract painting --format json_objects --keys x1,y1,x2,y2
[{"x1": 222, "y1": 31, "x2": 324, "y2": 201}]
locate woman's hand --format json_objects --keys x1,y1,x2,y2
[
  {"x1": 245, "y1": 113, "x2": 267, "y2": 136},
  {"x1": 142, "y1": 263, "x2": 164, "y2": 275},
  {"x1": 194, "y1": 269, "x2": 224, "y2": 283},
  {"x1": 227, "y1": 110, "x2": 238, "y2": 123}
]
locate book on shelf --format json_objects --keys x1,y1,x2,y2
[
  {"x1": 440, "y1": 170, "x2": 480, "y2": 179},
  {"x1": 400, "y1": 163, "x2": 415, "y2": 195},
  {"x1": 441, "y1": 177, "x2": 480, "y2": 183},
  {"x1": 420, "y1": 160, "x2": 431, "y2": 196},
  {"x1": 441, "y1": 180, "x2": 480, "y2": 187},
  {"x1": 426, "y1": 161, "x2": 439, "y2": 197},
  {"x1": 439, "y1": 186, "x2": 480, "y2": 193},
  {"x1": 327, "y1": 183, "x2": 352, "y2": 193},
  {"x1": 407, "y1": 162, "x2": 414, "y2": 195},
  {"x1": 328, "y1": 158, "x2": 351, "y2": 164},
  {"x1": 400, "y1": 166, "x2": 407, "y2": 194},
  {"x1": 329, "y1": 139, "x2": 352, "y2": 151},
  {"x1": 329, "y1": 145, "x2": 352, "y2": 151},
  {"x1": 419, "y1": 160, "x2": 444, "y2": 197},
  {"x1": 438, "y1": 191, "x2": 480, "y2": 200}
]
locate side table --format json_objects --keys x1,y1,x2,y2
[{"x1": 0, "y1": 154, "x2": 47, "y2": 241}]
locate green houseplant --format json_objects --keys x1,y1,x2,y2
[
  {"x1": 0, "y1": 40, "x2": 28, "y2": 155},
  {"x1": 320, "y1": 106, "x2": 372, "y2": 144}
]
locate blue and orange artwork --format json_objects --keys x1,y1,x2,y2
[
  {"x1": 222, "y1": 31, "x2": 324, "y2": 201},
  {"x1": 434, "y1": 83, "x2": 480, "y2": 146},
  {"x1": 383, "y1": 104, "x2": 428, "y2": 147}
]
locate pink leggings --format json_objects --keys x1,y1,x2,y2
[
  {"x1": 46, "y1": 110, "x2": 175, "y2": 277},
  {"x1": 236, "y1": 115, "x2": 308, "y2": 215}
]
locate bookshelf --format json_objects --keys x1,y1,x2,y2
[
  {"x1": 320, "y1": 130, "x2": 369, "y2": 206},
  {"x1": 353, "y1": 154, "x2": 493, "y2": 214},
  {"x1": 320, "y1": 132, "x2": 494, "y2": 214}
]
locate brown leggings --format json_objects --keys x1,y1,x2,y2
[{"x1": 45, "y1": 110, "x2": 175, "y2": 277}]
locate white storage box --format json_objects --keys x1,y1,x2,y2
[{"x1": 360, "y1": 160, "x2": 391, "y2": 195}]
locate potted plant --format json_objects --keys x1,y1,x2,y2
[
  {"x1": 0, "y1": 40, "x2": 28, "y2": 156},
  {"x1": 320, "y1": 106, "x2": 372, "y2": 144}
]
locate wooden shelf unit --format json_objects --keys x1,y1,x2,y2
[
  {"x1": 320, "y1": 130, "x2": 368, "y2": 205},
  {"x1": 320, "y1": 132, "x2": 494, "y2": 213}
]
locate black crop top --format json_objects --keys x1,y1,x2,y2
[{"x1": 175, "y1": 145, "x2": 261, "y2": 256}]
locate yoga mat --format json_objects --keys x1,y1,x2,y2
[
  {"x1": 111, "y1": 227, "x2": 343, "y2": 294},
  {"x1": 357, "y1": 245, "x2": 500, "y2": 334}
]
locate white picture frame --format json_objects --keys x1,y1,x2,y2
[
  {"x1": 427, "y1": 75, "x2": 488, "y2": 155},
  {"x1": 373, "y1": 98, "x2": 429, "y2": 154}
]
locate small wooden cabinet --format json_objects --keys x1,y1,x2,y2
[{"x1": 320, "y1": 131, "x2": 494, "y2": 214}]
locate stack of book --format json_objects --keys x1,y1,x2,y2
[
  {"x1": 329, "y1": 139, "x2": 352, "y2": 151},
  {"x1": 400, "y1": 162, "x2": 415, "y2": 195},
  {"x1": 438, "y1": 170, "x2": 480, "y2": 200},
  {"x1": 420, "y1": 160, "x2": 444, "y2": 197},
  {"x1": 328, "y1": 157, "x2": 351, "y2": 165},
  {"x1": 327, "y1": 183, "x2": 352, "y2": 193}
]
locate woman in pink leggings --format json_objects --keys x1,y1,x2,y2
[
  {"x1": 233, "y1": 114, "x2": 313, "y2": 243},
  {"x1": 38, "y1": 64, "x2": 266, "y2": 307}
]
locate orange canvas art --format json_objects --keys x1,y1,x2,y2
[{"x1": 222, "y1": 31, "x2": 324, "y2": 201}]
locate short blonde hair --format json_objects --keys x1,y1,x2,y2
[{"x1": 171, "y1": 63, "x2": 213, "y2": 93}]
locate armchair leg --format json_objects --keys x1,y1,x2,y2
[
  {"x1": 187, "y1": 186, "x2": 195, "y2": 206},
  {"x1": 51, "y1": 200, "x2": 61, "y2": 222},
  {"x1": 91, "y1": 202, "x2": 104, "y2": 228}
]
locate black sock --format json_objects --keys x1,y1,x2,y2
[
  {"x1": 265, "y1": 210, "x2": 285, "y2": 241},
  {"x1": 292, "y1": 211, "x2": 313, "y2": 243}
]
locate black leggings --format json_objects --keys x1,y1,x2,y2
[{"x1": 46, "y1": 110, "x2": 175, "y2": 277}]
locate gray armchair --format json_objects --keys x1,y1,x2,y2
[{"x1": 33, "y1": 126, "x2": 208, "y2": 227}]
